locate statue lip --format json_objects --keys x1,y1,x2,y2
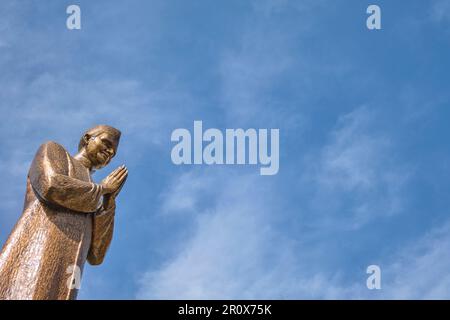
[
  {"x1": 99, "y1": 151, "x2": 110, "y2": 159},
  {"x1": 99, "y1": 151, "x2": 113, "y2": 165}
]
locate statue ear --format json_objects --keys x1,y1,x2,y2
[{"x1": 83, "y1": 134, "x2": 91, "y2": 147}]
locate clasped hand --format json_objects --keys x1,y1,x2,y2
[{"x1": 100, "y1": 165, "x2": 128, "y2": 209}]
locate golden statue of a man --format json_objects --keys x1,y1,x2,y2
[{"x1": 0, "y1": 125, "x2": 128, "y2": 300}]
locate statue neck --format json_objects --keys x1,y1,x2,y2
[{"x1": 74, "y1": 151, "x2": 94, "y2": 172}]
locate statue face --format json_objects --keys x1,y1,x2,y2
[{"x1": 84, "y1": 132, "x2": 118, "y2": 169}]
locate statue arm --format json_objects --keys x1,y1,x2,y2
[
  {"x1": 87, "y1": 200, "x2": 115, "y2": 265},
  {"x1": 29, "y1": 141, "x2": 103, "y2": 213}
]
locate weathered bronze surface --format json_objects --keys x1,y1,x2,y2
[{"x1": 0, "y1": 125, "x2": 128, "y2": 300}]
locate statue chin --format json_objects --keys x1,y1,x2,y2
[
  {"x1": 93, "y1": 161, "x2": 108, "y2": 170},
  {"x1": 90, "y1": 154, "x2": 111, "y2": 170}
]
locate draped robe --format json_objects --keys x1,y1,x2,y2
[{"x1": 0, "y1": 141, "x2": 115, "y2": 300}]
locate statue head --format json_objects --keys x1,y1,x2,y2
[{"x1": 78, "y1": 125, "x2": 121, "y2": 169}]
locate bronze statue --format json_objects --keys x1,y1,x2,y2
[{"x1": 0, "y1": 125, "x2": 128, "y2": 300}]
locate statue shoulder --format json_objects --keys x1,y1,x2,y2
[
  {"x1": 30, "y1": 141, "x2": 71, "y2": 176},
  {"x1": 35, "y1": 141, "x2": 70, "y2": 160}
]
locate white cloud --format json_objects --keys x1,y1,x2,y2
[
  {"x1": 138, "y1": 170, "x2": 275, "y2": 298},
  {"x1": 142, "y1": 176, "x2": 450, "y2": 299},
  {"x1": 137, "y1": 168, "x2": 367, "y2": 299},
  {"x1": 1, "y1": 74, "x2": 190, "y2": 146},
  {"x1": 431, "y1": 0, "x2": 450, "y2": 23},
  {"x1": 306, "y1": 106, "x2": 410, "y2": 230},
  {"x1": 138, "y1": 170, "x2": 315, "y2": 299},
  {"x1": 380, "y1": 221, "x2": 450, "y2": 299},
  {"x1": 159, "y1": 170, "x2": 220, "y2": 214}
]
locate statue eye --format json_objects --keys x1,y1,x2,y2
[{"x1": 102, "y1": 139, "x2": 112, "y2": 148}]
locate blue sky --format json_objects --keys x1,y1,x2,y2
[{"x1": 1, "y1": 0, "x2": 450, "y2": 299}]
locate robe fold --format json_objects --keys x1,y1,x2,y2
[{"x1": 0, "y1": 141, "x2": 115, "y2": 300}]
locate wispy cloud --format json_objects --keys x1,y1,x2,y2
[
  {"x1": 137, "y1": 169, "x2": 346, "y2": 299},
  {"x1": 138, "y1": 170, "x2": 277, "y2": 299},
  {"x1": 430, "y1": 0, "x2": 450, "y2": 23},
  {"x1": 379, "y1": 220, "x2": 450, "y2": 299},
  {"x1": 304, "y1": 106, "x2": 410, "y2": 230}
]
